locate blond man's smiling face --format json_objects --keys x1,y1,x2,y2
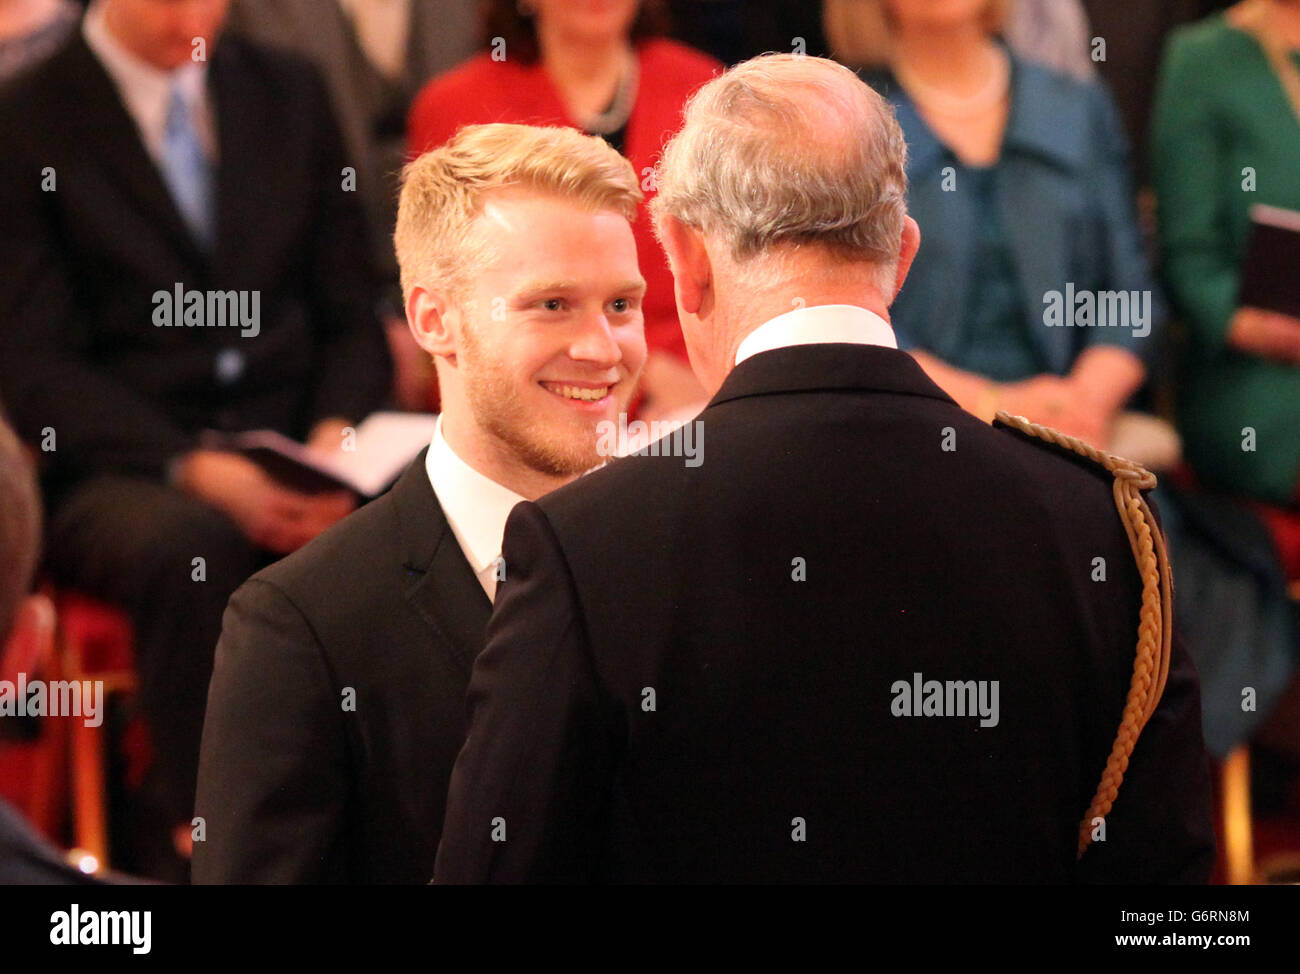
[{"x1": 449, "y1": 189, "x2": 647, "y2": 479}]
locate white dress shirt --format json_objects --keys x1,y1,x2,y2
[
  {"x1": 424, "y1": 417, "x2": 526, "y2": 602},
  {"x1": 734, "y1": 303, "x2": 898, "y2": 366},
  {"x1": 82, "y1": 1, "x2": 216, "y2": 165}
]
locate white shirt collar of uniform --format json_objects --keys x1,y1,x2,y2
[
  {"x1": 734, "y1": 303, "x2": 898, "y2": 366},
  {"x1": 83, "y1": 1, "x2": 212, "y2": 162},
  {"x1": 425, "y1": 415, "x2": 527, "y2": 599}
]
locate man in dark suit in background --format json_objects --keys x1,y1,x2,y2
[
  {"x1": 226, "y1": 0, "x2": 477, "y2": 286},
  {"x1": 225, "y1": 0, "x2": 480, "y2": 409},
  {"x1": 434, "y1": 54, "x2": 1215, "y2": 883},
  {"x1": 193, "y1": 123, "x2": 648, "y2": 883},
  {"x1": 0, "y1": 0, "x2": 391, "y2": 878}
]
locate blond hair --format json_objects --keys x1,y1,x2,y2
[
  {"x1": 650, "y1": 54, "x2": 908, "y2": 293},
  {"x1": 394, "y1": 123, "x2": 642, "y2": 303},
  {"x1": 824, "y1": 0, "x2": 1013, "y2": 68}
]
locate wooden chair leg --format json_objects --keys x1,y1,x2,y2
[
  {"x1": 1221, "y1": 745, "x2": 1255, "y2": 885},
  {"x1": 27, "y1": 688, "x2": 68, "y2": 843},
  {"x1": 56, "y1": 591, "x2": 138, "y2": 873},
  {"x1": 69, "y1": 710, "x2": 110, "y2": 869},
  {"x1": 21, "y1": 594, "x2": 65, "y2": 842}
]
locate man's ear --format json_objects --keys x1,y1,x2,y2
[
  {"x1": 890, "y1": 216, "x2": 921, "y2": 302},
  {"x1": 406, "y1": 285, "x2": 458, "y2": 361},
  {"x1": 658, "y1": 215, "x2": 711, "y2": 316}
]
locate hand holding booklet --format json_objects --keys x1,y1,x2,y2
[
  {"x1": 1239, "y1": 203, "x2": 1300, "y2": 320},
  {"x1": 202, "y1": 412, "x2": 440, "y2": 498}
]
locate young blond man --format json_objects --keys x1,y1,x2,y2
[{"x1": 193, "y1": 123, "x2": 646, "y2": 883}]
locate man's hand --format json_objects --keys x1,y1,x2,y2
[
  {"x1": 305, "y1": 417, "x2": 354, "y2": 455},
  {"x1": 1227, "y1": 307, "x2": 1300, "y2": 364},
  {"x1": 174, "y1": 449, "x2": 355, "y2": 554}
]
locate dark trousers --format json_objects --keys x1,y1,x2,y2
[{"x1": 42, "y1": 477, "x2": 263, "y2": 833}]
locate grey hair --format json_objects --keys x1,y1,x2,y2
[{"x1": 650, "y1": 54, "x2": 909, "y2": 293}]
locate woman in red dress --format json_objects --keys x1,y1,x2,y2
[{"x1": 408, "y1": 0, "x2": 720, "y2": 421}]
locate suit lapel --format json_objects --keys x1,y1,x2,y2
[
  {"x1": 413, "y1": 529, "x2": 494, "y2": 677},
  {"x1": 61, "y1": 35, "x2": 206, "y2": 266},
  {"x1": 389, "y1": 450, "x2": 492, "y2": 677}
]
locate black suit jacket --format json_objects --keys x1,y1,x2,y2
[
  {"x1": 434, "y1": 343, "x2": 1216, "y2": 883},
  {"x1": 193, "y1": 452, "x2": 491, "y2": 883},
  {"x1": 0, "y1": 31, "x2": 390, "y2": 498}
]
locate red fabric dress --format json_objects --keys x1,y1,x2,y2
[{"x1": 407, "y1": 39, "x2": 722, "y2": 365}]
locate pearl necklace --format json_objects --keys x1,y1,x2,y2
[
  {"x1": 894, "y1": 47, "x2": 1010, "y2": 117},
  {"x1": 583, "y1": 50, "x2": 639, "y2": 135}
]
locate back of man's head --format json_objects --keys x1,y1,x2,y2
[
  {"x1": 651, "y1": 53, "x2": 909, "y2": 295},
  {"x1": 0, "y1": 413, "x2": 41, "y2": 644}
]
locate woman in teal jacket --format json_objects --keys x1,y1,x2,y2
[{"x1": 839, "y1": 0, "x2": 1163, "y2": 454}]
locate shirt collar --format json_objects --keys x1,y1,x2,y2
[
  {"x1": 734, "y1": 303, "x2": 898, "y2": 366},
  {"x1": 424, "y1": 415, "x2": 527, "y2": 576}
]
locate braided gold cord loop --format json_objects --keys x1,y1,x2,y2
[{"x1": 993, "y1": 412, "x2": 1174, "y2": 860}]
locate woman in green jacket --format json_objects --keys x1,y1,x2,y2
[{"x1": 1152, "y1": 0, "x2": 1300, "y2": 507}]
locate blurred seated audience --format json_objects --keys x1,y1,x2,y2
[
  {"x1": 407, "y1": 0, "x2": 720, "y2": 424},
  {"x1": 828, "y1": 0, "x2": 1165, "y2": 459},
  {"x1": 0, "y1": 0, "x2": 77, "y2": 82},
  {"x1": 225, "y1": 0, "x2": 478, "y2": 411},
  {"x1": 0, "y1": 0, "x2": 390, "y2": 879}
]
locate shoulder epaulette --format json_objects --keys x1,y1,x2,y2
[{"x1": 992, "y1": 412, "x2": 1172, "y2": 860}]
